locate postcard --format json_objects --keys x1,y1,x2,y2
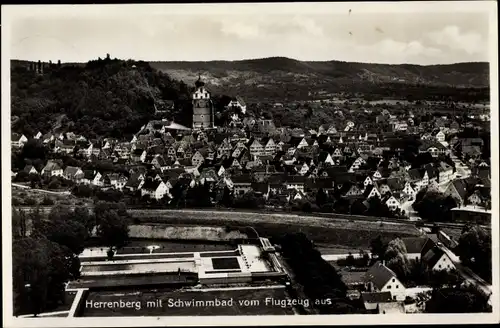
[{"x1": 2, "y1": 1, "x2": 499, "y2": 327}]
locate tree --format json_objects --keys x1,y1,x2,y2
[
  {"x1": 456, "y1": 225, "x2": 492, "y2": 283},
  {"x1": 95, "y1": 202, "x2": 130, "y2": 249},
  {"x1": 38, "y1": 206, "x2": 89, "y2": 255},
  {"x1": 350, "y1": 199, "x2": 367, "y2": 215},
  {"x1": 12, "y1": 209, "x2": 28, "y2": 240},
  {"x1": 278, "y1": 233, "x2": 353, "y2": 314},
  {"x1": 218, "y1": 186, "x2": 234, "y2": 207},
  {"x1": 73, "y1": 206, "x2": 96, "y2": 235},
  {"x1": 385, "y1": 238, "x2": 410, "y2": 278},
  {"x1": 370, "y1": 236, "x2": 388, "y2": 260},
  {"x1": 413, "y1": 190, "x2": 457, "y2": 222},
  {"x1": 47, "y1": 178, "x2": 61, "y2": 190},
  {"x1": 425, "y1": 286, "x2": 491, "y2": 313},
  {"x1": 13, "y1": 236, "x2": 77, "y2": 316},
  {"x1": 366, "y1": 195, "x2": 393, "y2": 218},
  {"x1": 315, "y1": 188, "x2": 327, "y2": 207}
]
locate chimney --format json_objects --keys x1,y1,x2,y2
[{"x1": 382, "y1": 260, "x2": 385, "y2": 266}]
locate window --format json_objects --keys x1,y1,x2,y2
[
  {"x1": 392, "y1": 279, "x2": 395, "y2": 282},
  {"x1": 396, "y1": 285, "x2": 399, "y2": 289},
  {"x1": 386, "y1": 285, "x2": 391, "y2": 289}
]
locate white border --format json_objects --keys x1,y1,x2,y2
[{"x1": 2, "y1": 2, "x2": 499, "y2": 327}]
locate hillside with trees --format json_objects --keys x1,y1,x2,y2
[
  {"x1": 11, "y1": 56, "x2": 194, "y2": 139},
  {"x1": 151, "y1": 57, "x2": 489, "y2": 102},
  {"x1": 11, "y1": 56, "x2": 490, "y2": 138}
]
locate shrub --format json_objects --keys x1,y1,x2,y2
[
  {"x1": 24, "y1": 197, "x2": 37, "y2": 206},
  {"x1": 47, "y1": 179, "x2": 61, "y2": 190},
  {"x1": 41, "y1": 197, "x2": 55, "y2": 205}
]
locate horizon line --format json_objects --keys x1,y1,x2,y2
[{"x1": 10, "y1": 56, "x2": 490, "y2": 67}]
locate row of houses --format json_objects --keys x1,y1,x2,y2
[{"x1": 358, "y1": 235, "x2": 460, "y2": 313}]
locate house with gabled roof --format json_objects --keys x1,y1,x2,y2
[
  {"x1": 77, "y1": 142, "x2": 94, "y2": 158},
  {"x1": 54, "y1": 139, "x2": 76, "y2": 154},
  {"x1": 443, "y1": 179, "x2": 469, "y2": 205},
  {"x1": 232, "y1": 174, "x2": 253, "y2": 196},
  {"x1": 361, "y1": 292, "x2": 394, "y2": 311},
  {"x1": 363, "y1": 176, "x2": 374, "y2": 189},
  {"x1": 41, "y1": 160, "x2": 63, "y2": 177},
  {"x1": 131, "y1": 149, "x2": 147, "y2": 163},
  {"x1": 283, "y1": 175, "x2": 306, "y2": 192},
  {"x1": 191, "y1": 150, "x2": 205, "y2": 167},
  {"x1": 248, "y1": 138, "x2": 264, "y2": 158},
  {"x1": 11, "y1": 133, "x2": 28, "y2": 148},
  {"x1": 114, "y1": 142, "x2": 132, "y2": 158},
  {"x1": 141, "y1": 179, "x2": 168, "y2": 200},
  {"x1": 81, "y1": 170, "x2": 103, "y2": 187},
  {"x1": 124, "y1": 173, "x2": 145, "y2": 192},
  {"x1": 418, "y1": 140, "x2": 448, "y2": 158},
  {"x1": 364, "y1": 184, "x2": 381, "y2": 199},
  {"x1": 407, "y1": 169, "x2": 423, "y2": 190},
  {"x1": 331, "y1": 147, "x2": 343, "y2": 158},
  {"x1": 422, "y1": 247, "x2": 456, "y2": 272},
  {"x1": 342, "y1": 183, "x2": 364, "y2": 198},
  {"x1": 386, "y1": 178, "x2": 404, "y2": 194},
  {"x1": 383, "y1": 194, "x2": 402, "y2": 212},
  {"x1": 364, "y1": 262, "x2": 406, "y2": 301},
  {"x1": 401, "y1": 237, "x2": 436, "y2": 261},
  {"x1": 41, "y1": 133, "x2": 55, "y2": 144},
  {"x1": 98, "y1": 148, "x2": 113, "y2": 161},
  {"x1": 377, "y1": 181, "x2": 392, "y2": 196},
  {"x1": 22, "y1": 164, "x2": 38, "y2": 175},
  {"x1": 261, "y1": 137, "x2": 276, "y2": 156},
  {"x1": 295, "y1": 162, "x2": 309, "y2": 176},
  {"x1": 438, "y1": 161, "x2": 454, "y2": 185},
  {"x1": 105, "y1": 173, "x2": 128, "y2": 190},
  {"x1": 317, "y1": 151, "x2": 335, "y2": 166},
  {"x1": 349, "y1": 156, "x2": 366, "y2": 173},
  {"x1": 63, "y1": 166, "x2": 84, "y2": 182}
]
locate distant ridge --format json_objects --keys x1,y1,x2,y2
[
  {"x1": 146, "y1": 56, "x2": 488, "y2": 102},
  {"x1": 11, "y1": 57, "x2": 489, "y2": 102}
]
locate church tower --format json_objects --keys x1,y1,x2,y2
[{"x1": 192, "y1": 76, "x2": 214, "y2": 130}]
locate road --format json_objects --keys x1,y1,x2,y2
[
  {"x1": 12, "y1": 183, "x2": 71, "y2": 195},
  {"x1": 13, "y1": 206, "x2": 487, "y2": 233}
]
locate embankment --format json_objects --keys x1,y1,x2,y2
[{"x1": 128, "y1": 225, "x2": 248, "y2": 241}]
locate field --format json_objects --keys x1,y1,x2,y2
[
  {"x1": 81, "y1": 287, "x2": 294, "y2": 316},
  {"x1": 329, "y1": 262, "x2": 368, "y2": 286},
  {"x1": 11, "y1": 185, "x2": 90, "y2": 207},
  {"x1": 129, "y1": 209, "x2": 421, "y2": 248}
]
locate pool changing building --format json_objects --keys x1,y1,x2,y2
[{"x1": 78, "y1": 238, "x2": 286, "y2": 286}]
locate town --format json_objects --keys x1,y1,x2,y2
[
  {"x1": 11, "y1": 66, "x2": 493, "y2": 317},
  {"x1": 11, "y1": 72, "x2": 491, "y2": 223}
]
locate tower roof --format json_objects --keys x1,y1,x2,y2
[{"x1": 195, "y1": 74, "x2": 205, "y2": 88}]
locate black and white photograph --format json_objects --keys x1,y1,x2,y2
[{"x1": 2, "y1": 2, "x2": 498, "y2": 326}]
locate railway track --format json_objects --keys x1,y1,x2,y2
[{"x1": 12, "y1": 206, "x2": 490, "y2": 231}]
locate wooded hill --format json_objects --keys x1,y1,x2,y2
[
  {"x1": 11, "y1": 56, "x2": 489, "y2": 138},
  {"x1": 151, "y1": 57, "x2": 489, "y2": 102},
  {"x1": 11, "y1": 58, "x2": 194, "y2": 139}
]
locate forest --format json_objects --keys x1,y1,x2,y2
[{"x1": 11, "y1": 57, "x2": 195, "y2": 140}]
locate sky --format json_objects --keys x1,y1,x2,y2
[{"x1": 4, "y1": 2, "x2": 494, "y2": 65}]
